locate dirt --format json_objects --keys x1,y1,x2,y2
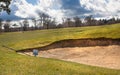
[{"x1": 19, "y1": 45, "x2": 120, "y2": 70}]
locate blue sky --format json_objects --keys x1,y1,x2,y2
[
  {"x1": 26, "y1": 0, "x2": 37, "y2": 5},
  {"x1": 0, "y1": 0, "x2": 120, "y2": 23}
]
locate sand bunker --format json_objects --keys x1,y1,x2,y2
[{"x1": 19, "y1": 45, "x2": 120, "y2": 69}]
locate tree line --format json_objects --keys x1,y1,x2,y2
[{"x1": 0, "y1": 14, "x2": 120, "y2": 33}]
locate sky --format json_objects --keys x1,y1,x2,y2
[{"x1": 0, "y1": 0, "x2": 120, "y2": 23}]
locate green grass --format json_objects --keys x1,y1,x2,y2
[{"x1": 0, "y1": 24, "x2": 120, "y2": 75}]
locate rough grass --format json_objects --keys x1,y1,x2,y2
[{"x1": 0, "y1": 24, "x2": 120, "y2": 75}]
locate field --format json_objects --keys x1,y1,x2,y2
[{"x1": 0, "y1": 24, "x2": 120, "y2": 75}]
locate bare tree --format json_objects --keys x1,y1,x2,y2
[
  {"x1": 39, "y1": 13, "x2": 46, "y2": 26},
  {"x1": 39, "y1": 13, "x2": 51, "y2": 29},
  {"x1": 62, "y1": 18, "x2": 65, "y2": 23},
  {"x1": 23, "y1": 19, "x2": 29, "y2": 31},
  {"x1": 49, "y1": 18, "x2": 57, "y2": 29},
  {"x1": 63, "y1": 18, "x2": 74, "y2": 27},
  {"x1": 32, "y1": 18, "x2": 37, "y2": 29},
  {"x1": 19, "y1": 22, "x2": 24, "y2": 32},
  {"x1": 84, "y1": 15, "x2": 94, "y2": 26},
  {"x1": 73, "y1": 16, "x2": 82, "y2": 27},
  {"x1": 4, "y1": 20, "x2": 11, "y2": 32},
  {"x1": 0, "y1": 18, "x2": 2, "y2": 32},
  {"x1": 67, "y1": 18, "x2": 71, "y2": 27},
  {"x1": 61, "y1": 17, "x2": 66, "y2": 28}
]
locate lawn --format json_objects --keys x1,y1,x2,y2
[{"x1": 0, "y1": 24, "x2": 120, "y2": 75}]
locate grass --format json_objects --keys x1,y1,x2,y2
[
  {"x1": 0, "y1": 24, "x2": 120, "y2": 75},
  {"x1": 0, "y1": 23, "x2": 120, "y2": 50}
]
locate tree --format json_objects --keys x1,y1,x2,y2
[
  {"x1": 32, "y1": 18, "x2": 37, "y2": 29},
  {"x1": 62, "y1": 18, "x2": 65, "y2": 24},
  {"x1": 19, "y1": 22, "x2": 24, "y2": 32},
  {"x1": 107, "y1": 17, "x2": 116, "y2": 24},
  {"x1": 4, "y1": 20, "x2": 11, "y2": 32},
  {"x1": 63, "y1": 18, "x2": 74, "y2": 27},
  {"x1": 67, "y1": 18, "x2": 71, "y2": 27},
  {"x1": 116, "y1": 18, "x2": 120, "y2": 23},
  {"x1": 0, "y1": 0, "x2": 12, "y2": 14},
  {"x1": 0, "y1": 18, "x2": 3, "y2": 32},
  {"x1": 39, "y1": 13, "x2": 51, "y2": 29},
  {"x1": 61, "y1": 17, "x2": 66, "y2": 28},
  {"x1": 84, "y1": 15, "x2": 93, "y2": 26},
  {"x1": 39, "y1": 13, "x2": 47, "y2": 26},
  {"x1": 23, "y1": 19, "x2": 29, "y2": 31},
  {"x1": 48, "y1": 18, "x2": 57, "y2": 29},
  {"x1": 73, "y1": 16, "x2": 82, "y2": 27}
]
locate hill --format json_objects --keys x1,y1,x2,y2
[{"x1": 0, "y1": 23, "x2": 120, "y2": 50}]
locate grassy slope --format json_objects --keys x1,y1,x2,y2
[
  {"x1": 0, "y1": 24, "x2": 120, "y2": 75},
  {"x1": 0, "y1": 24, "x2": 120, "y2": 50}
]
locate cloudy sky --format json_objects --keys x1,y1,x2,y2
[{"x1": 0, "y1": 0, "x2": 120, "y2": 23}]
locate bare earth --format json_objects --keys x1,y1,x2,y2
[{"x1": 20, "y1": 45, "x2": 120, "y2": 69}]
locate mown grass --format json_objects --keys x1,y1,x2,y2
[{"x1": 0, "y1": 24, "x2": 120, "y2": 75}]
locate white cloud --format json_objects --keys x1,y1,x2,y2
[
  {"x1": 13, "y1": 0, "x2": 38, "y2": 18},
  {"x1": 5, "y1": 0, "x2": 120, "y2": 23},
  {"x1": 12, "y1": 0, "x2": 65, "y2": 23},
  {"x1": 80, "y1": 0, "x2": 120, "y2": 16}
]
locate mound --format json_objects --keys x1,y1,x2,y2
[{"x1": 17, "y1": 38, "x2": 120, "y2": 52}]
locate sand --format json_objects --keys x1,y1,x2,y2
[{"x1": 19, "y1": 45, "x2": 120, "y2": 69}]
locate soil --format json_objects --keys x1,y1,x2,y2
[{"x1": 19, "y1": 45, "x2": 120, "y2": 70}]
